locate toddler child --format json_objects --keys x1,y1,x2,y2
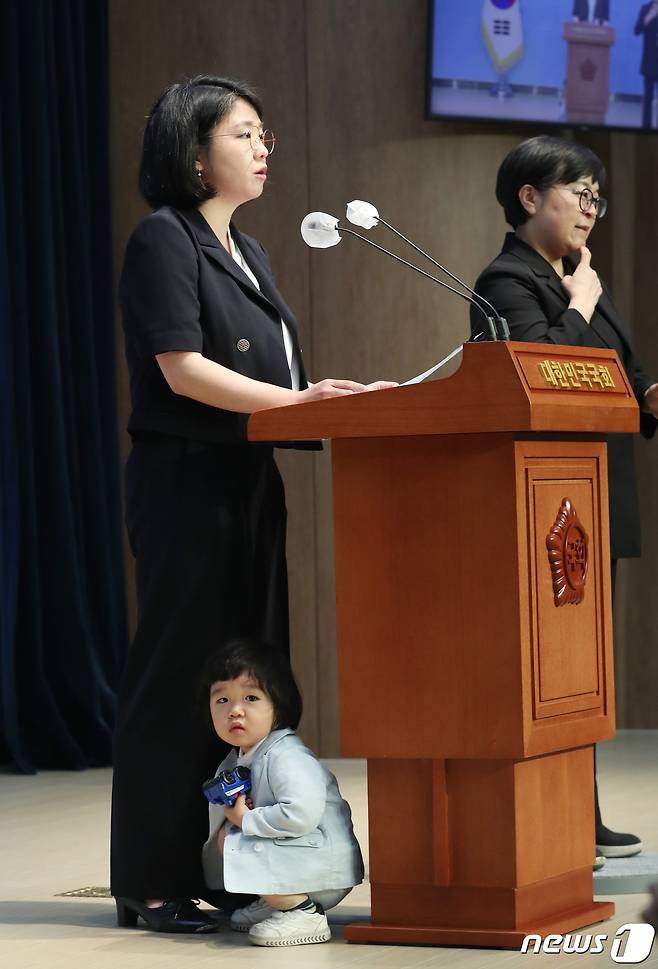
[{"x1": 200, "y1": 638, "x2": 364, "y2": 947}]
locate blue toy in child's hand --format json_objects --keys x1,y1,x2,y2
[{"x1": 202, "y1": 766, "x2": 251, "y2": 806}]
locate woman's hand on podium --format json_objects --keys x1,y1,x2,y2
[
  {"x1": 298, "y1": 379, "x2": 367, "y2": 402},
  {"x1": 297, "y1": 378, "x2": 397, "y2": 404},
  {"x1": 364, "y1": 381, "x2": 399, "y2": 391}
]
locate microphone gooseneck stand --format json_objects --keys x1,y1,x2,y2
[{"x1": 335, "y1": 222, "x2": 500, "y2": 341}]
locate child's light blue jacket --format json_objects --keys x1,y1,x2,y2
[{"x1": 202, "y1": 728, "x2": 364, "y2": 895}]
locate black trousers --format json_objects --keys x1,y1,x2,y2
[
  {"x1": 110, "y1": 435, "x2": 289, "y2": 898},
  {"x1": 594, "y1": 558, "x2": 617, "y2": 834}
]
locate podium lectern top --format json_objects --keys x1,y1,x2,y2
[{"x1": 248, "y1": 341, "x2": 638, "y2": 442}]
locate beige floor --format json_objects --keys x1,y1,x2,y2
[{"x1": 1, "y1": 732, "x2": 657, "y2": 969}]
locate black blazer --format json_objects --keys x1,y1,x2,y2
[
  {"x1": 120, "y1": 206, "x2": 313, "y2": 446},
  {"x1": 470, "y1": 233, "x2": 656, "y2": 558},
  {"x1": 572, "y1": 0, "x2": 609, "y2": 22},
  {"x1": 635, "y1": 3, "x2": 658, "y2": 78}
]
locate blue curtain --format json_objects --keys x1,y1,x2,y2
[{"x1": 0, "y1": 0, "x2": 127, "y2": 771}]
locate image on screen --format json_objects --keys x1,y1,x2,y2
[{"x1": 428, "y1": 0, "x2": 658, "y2": 131}]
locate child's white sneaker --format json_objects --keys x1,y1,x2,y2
[
  {"x1": 230, "y1": 898, "x2": 274, "y2": 932},
  {"x1": 248, "y1": 907, "x2": 331, "y2": 946}
]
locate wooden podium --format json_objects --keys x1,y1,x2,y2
[
  {"x1": 563, "y1": 22, "x2": 615, "y2": 125},
  {"x1": 249, "y1": 341, "x2": 639, "y2": 948}
]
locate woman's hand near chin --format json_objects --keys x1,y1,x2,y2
[{"x1": 561, "y1": 246, "x2": 602, "y2": 323}]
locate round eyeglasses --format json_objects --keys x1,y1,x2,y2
[
  {"x1": 250, "y1": 128, "x2": 275, "y2": 155},
  {"x1": 214, "y1": 126, "x2": 275, "y2": 155},
  {"x1": 574, "y1": 186, "x2": 607, "y2": 220}
]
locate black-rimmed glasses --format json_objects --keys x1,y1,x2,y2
[{"x1": 574, "y1": 186, "x2": 607, "y2": 220}]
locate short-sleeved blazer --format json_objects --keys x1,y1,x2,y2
[
  {"x1": 470, "y1": 233, "x2": 657, "y2": 558},
  {"x1": 120, "y1": 206, "x2": 312, "y2": 445}
]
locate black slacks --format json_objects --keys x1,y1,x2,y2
[
  {"x1": 594, "y1": 558, "x2": 617, "y2": 831},
  {"x1": 110, "y1": 435, "x2": 289, "y2": 898}
]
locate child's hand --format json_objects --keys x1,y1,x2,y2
[{"x1": 224, "y1": 793, "x2": 251, "y2": 828}]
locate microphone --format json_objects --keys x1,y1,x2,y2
[
  {"x1": 300, "y1": 212, "x2": 341, "y2": 248},
  {"x1": 346, "y1": 200, "x2": 510, "y2": 340},
  {"x1": 300, "y1": 211, "x2": 498, "y2": 339}
]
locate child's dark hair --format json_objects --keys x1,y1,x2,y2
[{"x1": 199, "y1": 638, "x2": 303, "y2": 732}]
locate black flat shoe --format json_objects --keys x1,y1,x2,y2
[{"x1": 115, "y1": 897, "x2": 220, "y2": 933}]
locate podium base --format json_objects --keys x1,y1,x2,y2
[{"x1": 343, "y1": 900, "x2": 615, "y2": 949}]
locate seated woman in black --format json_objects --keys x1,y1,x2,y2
[{"x1": 470, "y1": 134, "x2": 658, "y2": 865}]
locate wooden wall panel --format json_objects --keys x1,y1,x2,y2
[{"x1": 110, "y1": 0, "x2": 658, "y2": 751}]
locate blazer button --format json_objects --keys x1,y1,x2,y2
[
  {"x1": 236, "y1": 338, "x2": 250, "y2": 352},
  {"x1": 254, "y1": 843, "x2": 264, "y2": 852}
]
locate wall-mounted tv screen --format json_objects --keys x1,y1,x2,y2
[{"x1": 427, "y1": 1, "x2": 657, "y2": 131}]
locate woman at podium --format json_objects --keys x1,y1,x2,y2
[
  {"x1": 470, "y1": 134, "x2": 658, "y2": 865},
  {"x1": 111, "y1": 75, "x2": 393, "y2": 933},
  {"x1": 572, "y1": 0, "x2": 609, "y2": 25}
]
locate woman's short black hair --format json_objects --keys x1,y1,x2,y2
[
  {"x1": 496, "y1": 135, "x2": 607, "y2": 228},
  {"x1": 139, "y1": 74, "x2": 263, "y2": 210},
  {"x1": 199, "y1": 638, "x2": 303, "y2": 733}
]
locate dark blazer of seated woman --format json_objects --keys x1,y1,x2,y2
[{"x1": 471, "y1": 231, "x2": 656, "y2": 560}]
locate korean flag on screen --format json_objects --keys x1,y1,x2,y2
[{"x1": 481, "y1": 0, "x2": 524, "y2": 73}]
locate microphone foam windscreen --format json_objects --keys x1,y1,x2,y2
[
  {"x1": 300, "y1": 212, "x2": 341, "y2": 248},
  {"x1": 346, "y1": 200, "x2": 379, "y2": 229}
]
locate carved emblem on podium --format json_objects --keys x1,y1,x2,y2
[
  {"x1": 580, "y1": 59, "x2": 597, "y2": 82},
  {"x1": 546, "y1": 498, "x2": 589, "y2": 607}
]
